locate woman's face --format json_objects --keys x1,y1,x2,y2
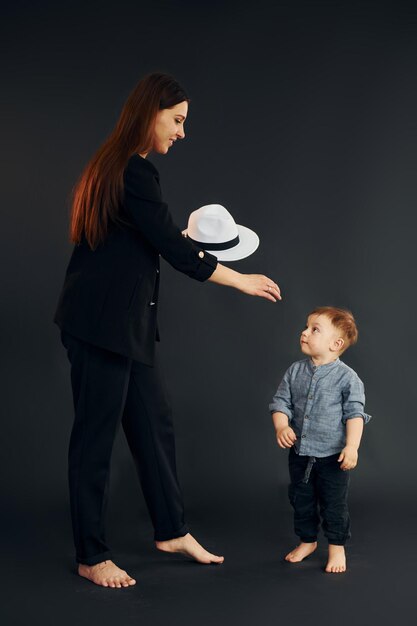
[{"x1": 151, "y1": 101, "x2": 188, "y2": 154}]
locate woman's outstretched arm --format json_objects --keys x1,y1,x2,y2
[{"x1": 208, "y1": 263, "x2": 281, "y2": 302}]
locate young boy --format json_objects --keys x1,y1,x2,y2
[{"x1": 269, "y1": 306, "x2": 371, "y2": 573}]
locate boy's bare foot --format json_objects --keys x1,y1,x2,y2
[
  {"x1": 78, "y1": 560, "x2": 136, "y2": 588},
  {"x1": 285, "y1": 541, "x2": 317, "y2": 563},
  {"x1": 325, "y1": 544, "x2": 346, "y2": 573},
  {"x1": 155, "y1": 533, "x2": 224, "y2": 564}
]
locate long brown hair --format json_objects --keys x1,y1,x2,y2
[{"x1": 70, "y1": 73, "x2": 189, "y2": 249}]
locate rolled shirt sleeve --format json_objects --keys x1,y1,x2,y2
[
  {"x1": 123, "y1": 156, "x2": 218, "y2": 281},
  {"x1": 269, "y1": 366, "x2": 294, "y2": 421},
  {"x1": 342, "y1": 374, "x2": 372, "y2": 424}
]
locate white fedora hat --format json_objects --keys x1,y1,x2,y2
[{"x1": 184, "y1": 204, "x2": 259, "y2": 261}]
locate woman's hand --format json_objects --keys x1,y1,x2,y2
[
  {"x1": 236, "y1": 274, "x2": 281, "y2": 302},
  {"x1": 208, "y1": 264, "x2": 282, "y2": 302}
]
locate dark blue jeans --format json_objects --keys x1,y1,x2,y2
[{"x1": 288, "y1": 448, "x2": 351, "y2": 545}]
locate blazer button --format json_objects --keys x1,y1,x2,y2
[
  {"x1": 198, "y1": 250, "x2": 205, "y2": 258},
  {"x1": 156, "y1": 269, "x2": 160, "y2": 274},
  {"x1": 149, "y1": 301, "x2": 156, "y2": 306}
]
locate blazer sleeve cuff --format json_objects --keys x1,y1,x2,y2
[{"x1": 192, "y1": 250, "x2": 218, "y2": 282}]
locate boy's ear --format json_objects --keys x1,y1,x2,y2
[{"x1": 333, "y1": 337, "x2": 345, "y2": 351}]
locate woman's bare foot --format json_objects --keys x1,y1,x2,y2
[
  {"x1": 78, "y1": 560, "x2": 136, "y2": 588},
  {"x1": 155, "y1": 533, "x2": 224, "y2": 564},
  {"x1": 285, "y1": 541, "x2": 317, "y2": 563},
  {"x1": 325, "y1": 544, "x2": 346, "y2": 573}
]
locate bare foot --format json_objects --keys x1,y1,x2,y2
[
  {"x1": 155, "y1": 533, "x2": 224, "y2": 564},
  {"x1": 285, "y1": 541, "x2": 317, "y2": 563},
  {"x1": 78, "y1": 560, "x2": 136, "y2": 588},
  {"x1": 325, "y1": 544, "x2": 346, "y2": 573}
]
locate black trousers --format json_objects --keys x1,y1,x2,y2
[
  {"x1": 61, "y1": 331, "x2": 189, "y2": 565},
  {"x1": 288, "y1": 447, "x2": 351, "y2": 546}
]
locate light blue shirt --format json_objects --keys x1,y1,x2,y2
[{"x1": 269, "y1": 358, "x2": 371, "y2": 457}]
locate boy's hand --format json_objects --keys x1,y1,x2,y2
[
  {"x1": 276, "y1": 426, "x2": 297, "y2": 449},
  {"x1": 338, "y1": 445, "x2": 358, "y2": 470}
]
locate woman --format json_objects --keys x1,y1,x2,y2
[{"x1": 55, "y1": 73, "x2": 281, "y2": 588}]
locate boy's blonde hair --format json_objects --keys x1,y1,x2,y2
[{"x1": 308, "y1": 306, "x2": 358, "y2": 352}]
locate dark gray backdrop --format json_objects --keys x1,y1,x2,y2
[{"x1": 1, "y1": 1, "x2": 416, "y2": 624}]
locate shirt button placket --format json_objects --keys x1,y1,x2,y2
[{"x1": 302, "y1": 377, "x2": 315, "y2": 453}]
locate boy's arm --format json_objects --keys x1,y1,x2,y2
[
  {"x1": 341, "y1": 374, "x2": 371, "y2": 424},
  {"x1": 338, "y1": 417, "x2": 364, "y2": 470},
  {"x1": 269, "y1": 367, "x2": 297, "y2": 449},
  {"x1": 339, "y1": 373, "x2": 371, "y2": 470},
  {"x1": 272, "y1": 412, "x2": 297, "y2": 448}
]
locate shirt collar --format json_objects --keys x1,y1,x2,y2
[{"x1": 307, "y1": 358, "x2": 340, "y2": 374}]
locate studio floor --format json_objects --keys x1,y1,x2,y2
[{"x1": 1, "y1": 494, "x2": 414, "y2": 626}]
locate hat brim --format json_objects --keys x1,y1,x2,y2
[{"x1": 183, "y1": 224, "x2": 260, "y2": 261}]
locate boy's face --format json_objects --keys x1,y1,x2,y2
[{"x1": 300, "y1": 314, "x2": 344, "y2": 360}]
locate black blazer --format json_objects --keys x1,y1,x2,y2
[{"x1": 54, "y1": 154, "x2": 217, "y2": 365}]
